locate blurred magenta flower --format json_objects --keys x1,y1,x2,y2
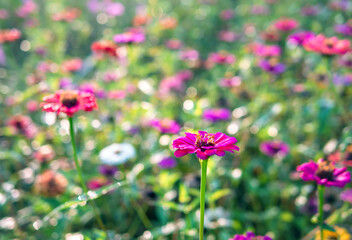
[
  {"x1": 218, "y1": 31, "x2": 240, "y2": 42},
  {"x1": 251, "y1": 43, "x2": 281, "y2": 57},
  {"x1": 335, "y1": 21, "x2": 352, "y2": 36},
  {"x1": 208, "y1": 52, "x2": 235, "y2": 65},
  {"x1": 303, "y1": 34, "x2": 351, "y2": 55},
  {"x1": 99, "y1": 165, "x2": 118, "y2": 176},
  {"x1": 7, "y1": 115, "x2": 38, "y2": 139},
  {"x1": 158, "y1": 157, "x2": 177, "y2": 169},
  {"x1": 105, "y1": 2, "x2": 125, "y2": 17},
  {"x1": 340, "y1": 189, "x2": 352, "y2": 203},
  {"x1": 0, "y1": 29, "x2": 22, "y2": 43},
  {"x1": 220, "y1": 76, "x2": 242, "y2": 88},
  {"x1": 61, "y1": 58, "x2": 83, "y2": 73},
  {"x1": 219, "y1": 9, "x2": 234, "y2": 20},
  {"x1": 260, "y1": 141, "x2": 289, "y2": 157},
  {"x1": 179, "y1": 49, "x2": 199, "y2": 61},
  {"x1": 258, "y1": 59, "x2": 286, "y2": 75},
  {"x1": 274, "y1": 18, "x2": 299, "y2": 32},
  {"x1": 230, "y1": 232, "x2": 272, "y2": 240},
  {"x1": 26, "y1": 100, "x2": 39, "y2": 112},
  {"x1": 91, "y1": 40, "x2": 119, "y2": 57},
  {"x1": 87, "y1": 177, "x2": 111, "y2": 190},
  {"x1": 0, "y1": 45, "x2": 5, "y2": 66},
  {"x1": 333, "y1": 74, "x2": 352, "y2": 86},
  {"x1": 288, "y1": 31, "x2": 314, "y2": 46},
  {"x1": 339, "y1": 52, "x2": 352, "y2": 68},
  {"x1": 41, "y1": 90, "x2": 98, "y2": 117},
  {"x1": 16, "y1": 0, "x2": 37, "y2": 18},
  {"x1": 172, "y1": 131, "x2": 239, "y2": 160},
  {"x1": 296, "y1": 159, "x2": 351, "y2": 188},
  {"x1": 113, "y1": 29, "x2": 145, "y2": 43},
  {"x1": 203, "y1": 108, "x2": 231, "y2": 122},
  {"x1": 150, "y1": 118, "x2": 181, "y2": 134}
]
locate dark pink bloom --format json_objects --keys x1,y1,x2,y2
[
  {"x1": 61, "y1": 58, "x2": 83, "y2": 72},
  {"x1": 258, "y1": 59, "x2": 286, "y2": 75},
  {"x1": 113, "y1": 29, "x2": 145, "y2": 43},
  {"x1": 87, "y1": 177, "x2": 111, "y2": 190},
  {"x1": 7, "y1": 115, "x2": 38, "y2": 139},
  {"x1": 220, "y1": 76, "x2": 242, "y2": 88},
  {"x1": 303, "y1": 34, "x2": 351, "y2": 55},
  {"x1": 274, "y1": 18, "x2": 299, "y2": 32},
  {"x1": 41, "y1": 90, "x2": 98, "y2": 117},
  {"x1": 150, "y1": 119, "x2": 181, "y2": 134},
  {"x1": 172, "y1": 131, "x2": 239, "y2": 160},
  {"x1": 158, "y1": 157, "x2": 177, "y2": 169},
  {"x1": 260, "y1": 141, "x2": 289, "y2": 157},
  {"x1": 340, "y1": 189, "x2": 352, "y2": 203},
  {"x1": 288, "y1": 31, "x2": 315, "y2": 46},
  {"x1": 252, "y1": 43, "x2": 281, "y2": 58},
  {"x1": 91, "y1": 40, "x2": 119, "y2": 57},
  {"x1": 335, "y1": 21, "x2": 352, "y2": 36},
  {"x1": 230, "y1": 232, "x2": 272, "y2": 240},
  {"x1": 218, "y1": 31, "x2": 240, "y2": 42},
  {"x1": 203, "y1": 108, "x2": 231, "y2": 122},
  {"x1": 16, "y1": 0, "x2": 37, "y2": 18},
  {"x1": 179, "y1": 49, "x2": 199, "y2": 61},
  {"x1": 296, "y1": 159, "x2": 351, "y2": 188},
  {"x1": 208, "y1": 52, "x2": 235, "y2": 65}
]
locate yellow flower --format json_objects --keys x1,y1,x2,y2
[{"x1": 315, "y1": 226, "x2": 351, "y2": 240}]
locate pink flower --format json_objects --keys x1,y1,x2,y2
[
  {"x1": 41, "y1": 90, "x2": 98, "y2": 117},
  {"x1": 7, "y1": 115, "x2": 38, "y2": 139},
  {"x1": 274, "y1": 18, "x2": 299, "y2": 32},
  {"x1": 218, "y1": 31, "x2": 240, "y2": 42},
  {"x1": 165, "y1": 39, "x2": 182, "y2": 50},
  {"x1": 303, "y1": 34, "x2": 351, "y2": 56},
  {"x1": 220, "y1": 76, "x2": 242, "y2": 88},
  {"x1": 230, "y1": 232, "x2": 272, "y2": 240},
  {"x1": 113, "y1": 29, "x2": 145, "y2": 43},
  {"x1": 202, "y1": 108, "x2": 231, "y2": 122},
  {"x1": 340, "y1": 189, "x2": 352, "y2": 203},
  {"x1": 61, "y1": 58, "x2": 83, "y2": 73},
  {"x1": 172, "y1": 131, "x2": 239, "y2": 160},
  {"x1": 150, "y1": 118, "x2": 181, "y2": 134},
  {"x1": 16, "y1": 0, "x2": 37, "y2": 18},
  {"x1": 219, "y1": 9, "x2": 234, "y2": 20},
  {"x1": 251, "y1": 43, "x2": 281, "y2": 57},
  {"x1": 288, "y1": 31, "x2": 315, "y2": 46},
  {"x1": 91, "y1": 40, "x2": 119, "y2": 57},
  {"x1": 296, "y1": 159, "x2": 351, "y2": 188},
  {"x1": 87, "y1": 177, "x2": 111, "y2": 190},
  {"x1": 208, "y1": 52, "x2": 236, "y2": 65}
]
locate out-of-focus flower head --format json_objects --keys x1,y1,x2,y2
[
  {"x1": 309, "y1": 73, "x2": 329, "y2": 88},
  {"x1": 288, "y1": 31, "x2": 315, "y2": 46},
  {"x1": 260, "y1": 26, "x2": 281, "y2": 42},
  {"x1": 7, "y1": 115, "x2": 38, "y2": 139},
  {"x1": 105, "y1": 1, "x2": 125, "y2": 17},
  {"x1": 340, "y1": 189, "x2": 352, "y2": 203},
  {"x1": 16, "y1": 0, "x2": 37, "y2": 18},
  {"x1": 249, "y1": 43, "x2": 281, "y2": 58},
  {"x1": 158, "y1": 157, "x2": 177, "y2": 169},
  {"x1": 172, "y1": 131, "x2": 239, "y2": 160},
  {"x1": 41, "y1": 90, "x2": 98, "y2": 117},
  {"x1": 159, "y1": 17, "x2": 178, "y2": 30},
  {"x1": 79, "y1": 82, "x2": 106, "y2": 98},
  {"x1": 165, "y1": 39, "x2": 182, "y2": 50},
  {"x1": 113, "y1": 28, "x2": 145, "y2": 44},
  {"x1": 260, "y1": 141, "x2": 290, "y2": 157},
  {"x1": 218, "y1": 31, "x2": 240, "y2": 42},
  {"x1": 296, "y1": 159, "x2": 351, "y2": 188},
  {"x1": 107, "y1": 90, "x2": 126, "y2": 99},
  {"x1": 99, "y1": 143, "x2": 136, "y2": 165},
  {"x1": 273, "y1": 18, "x2": 299, "y2": 32},
  {"x1": 333, "y1": 74, "x2": 352, "y2": 86},
  {"x1": 103, "y1": 71, "x2": 120, "y2": 82},
  {"x1": 87, "y1": 177, "x2": 111, "y2": 190},
  {"x1": 335, "y1": 20, "x2": 352, "y2": 37},
  {"x1": 34, "y1": 170, "x2": 68, "y2": 197},
  {"x1": 133, "y1": 13, "x2": 151, "y2": 26},
  {"x1": 91, "y1": 40, "x2": 119, "y2": 57},
  {"x1": 0, "y1": 9, "x2": 9, "y2": 19},
  {"x1": 61, "y1": 58, "x2": 83, "y2": 73},
  {"x1": 303, "y1": 34, "x2": 351, "y2": 56},
  {"x1": 329, "y1": 0, "x2": 350, "y2": 11},
  {"x1": 99, "y1": 165, "x2": 118, "y2": 177},
  {"x1": 315, "y1": 226, "x2": 351, "y2": 240},
  {"x1": 258, "y1": 58, "x2": 286, "y2": 75},
  {"x1": 52, "y1": 8, "x2": 81, "y2": 22},
  {"x1": 150, "y1": 118, "x2": 181, "y2": 134},
  {"x1": 26, "y1": 100, "x2": 39, "y2": 112},
  {"x1": 207, "y1": 51, "x2": 236, "y2": 65},
  {"x1": 219, "y1": 9, "x2": 234, "y2": 20},
  {"x1": 251, "y1": 5, "x2": 269, "y2": 15},
  {"x1": 202, "y1": 108, "x2": 231, "y2": 122},
  {"x1": 220, "y1": 76, "x2": 242, "y2": 88},
  {"x1": 179, "y1": 49, "x2": 199, "y2": 61},
  {"x1": 301, "y1": 5, "x2": 320, "y2": 16},
  {"x1": 0, "y1": 29, "x2": 21, "y2": 44},
  {"x1": 33, "y1": 145, "x2": 55, "y2": 163},
  {"x1": 159, "y1": 70, "x2": 193, "y2": 96},
  {"x1": 229, "y1": 231, "x2": 272, "y2": 240},
  {"x1": 339, "y1": 52, "x2": 352, "y2": 68}
]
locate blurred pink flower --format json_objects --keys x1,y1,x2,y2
[
  {"x1": 208, "y1": 52, "x2": 235, "y2": 65},
  {"x1": 303, "y1": 34, "x2": 351, "y2": 55},
  {"x1": 274, "y1": 18, "x2": 299, "y2": 32},
  {"x1": 203, "y1": 108, "x2": 231, "y2": 122},
  {"x1": 7, "y1": 115, "x2": 38, "y2": 139},
  {"x1": 218, "y1": 31, "x2": 240, "y2": 42},
  {"x1": 16, "y1": 0, "x2": 37, "y2": 18},
  {"x1": 150, "y1": 118, "x2": 181, "y2": 134}
]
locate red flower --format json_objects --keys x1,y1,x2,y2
[
  {"x1": 303, "y1": 34, "x2": 351, "y2": 55},
  {"x1": 91, "y1": 40, "x2": 119, "y2": 57},
  {"x1": 41, "y1": 90, "x2": 98, "y2": 117},
  {"x1": 172, "y1": 131, "x2": 239, "y2": 160},
  {"x1": 0, "y1": 29, "x2": 21, "y2": 44}
]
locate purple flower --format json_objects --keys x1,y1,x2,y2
[
  {"x1": 172, "y1": 131, "x2": 239, "y2": 160},
  {"x1": 113, "y1": 29, "x2": 145, "y2": 43},
  {"x1": 260, "y1": 141, "x2": 290, "y2": 157},
  {"x1": 288, "y1": 31, "x2": 315, "y2": 46},
  {"x1": 335, "y1": 21, "x2": 352, "y2": 37},
  {"x1": 150, "y1": 118, "x2": 181, "y2": 134},
  {"x1": 339, "y1": 52, "x2": 352, "y2": 68},
  {"x1": 203, "y1": 108, "x2": 231, "y2": 122},
  {"x1": 296, "y1": 159, "x2": 351, "y2": 188},
  {"x1": 333, "y1": 74, "x2": 352, "y2": 86},
  {"x1": 340, "y1": 189, "x2": 352, "y2": 203},
  {"x1": 0, "y1": 45, "x2": 6, "y2": 66},
  {"x1": 59, "y1": 78, "x2": 76, "y2": 90},
  {"x1": 258, "y1": 59, "x2": 286, "y2": 75},
  {"x1": 230, "y1": 232, "x2": 272, "y2": 240},
  {"x1": 105, "y1": 2, "x2": 125, "y2": 17},
  {"x1": 99, "y1": 165, "x2": 118, "y2": 176},
  {"x1": 179, "y1": 49, "x2": 199, "y2": 61},
  {"x1": 158, "y1": 157, "x2": 177, "y2": 169}
]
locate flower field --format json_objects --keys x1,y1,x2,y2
[{"x1": 1, "y1": 0, "x2": 352, "y2": 239}]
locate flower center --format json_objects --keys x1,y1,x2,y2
[
  {"x1": 160, "y1": 119, "x2": 172, "y2": 129},
  {"x1": 60, "y1": 91, "x2": 79, "y2": 108},
  {"x1": 269, "y1": 143, "x2": 281, "y2": 153},
  {"x1": 316, "y1": 161, "x2": 335, "y2": 181},
  {"x1": 324, "y1": 39, "x2": 334, "y2": 49},
  {"x1": 195, "y1": 133, "x2": 215, "y2": 150}
]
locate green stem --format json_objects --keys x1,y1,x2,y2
[
  {"x1": 68, "y1": 117, "x2": 108, "y2": 235},
  {"x1": 318, "y1": 185, "x2": 325, "y2": 240},
  {"x1": 199, "y1": 159, "x2": 208, "y2": 240}
]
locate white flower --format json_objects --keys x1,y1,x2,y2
[{"x1": 99, "y1": 143, "x2": 136, "y2": 165}]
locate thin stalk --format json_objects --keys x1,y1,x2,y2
[
  {"x1": 68, "y1": 117, "x2": 108, "y2": 234},
  {"x1": 199, "y1": 159, "x2": 208, "y2": 240},
  {"x1": 318, "y1": 185, "x2": 325, "y2": 240}
]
